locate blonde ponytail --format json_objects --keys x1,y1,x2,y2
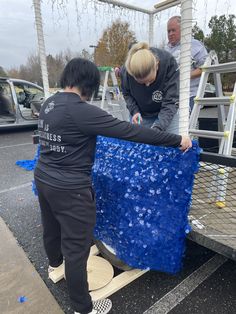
[{"x1": 125, "y1": 42, "x2": 157, "y2": 79}]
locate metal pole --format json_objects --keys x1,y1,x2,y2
[
  {"x1": 97, "y1": 0, "x2": 151, "y2": 14},
  {"x1": 89, "y1": 45, "x2": 98, "y2": 62},
  {"x1": 32, "y1": 0, "x2": 50, "y2": 98},
  {"x1": 97, "y1": 1, "x2": 181, "y2": 62},
  {"x1": 148, "y1": 14, "x2": 154, "y2": 46},
  {"x1": 178, "y1": 0, "x2": 192, "y2": 135},
  {"x1": 98, "y1": 0, "x2": 181, "y2": 14},
  {"x1": 153, "y1": 0, "x2": 181, "y2": 13}
]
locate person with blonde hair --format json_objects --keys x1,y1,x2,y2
[{"x1": 121, "y1": 42, "x2": 179, "y2": 133}]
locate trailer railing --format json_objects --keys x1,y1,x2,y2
[{"x1": 189, "y1": 152, "x2": 236, "y2": 261}]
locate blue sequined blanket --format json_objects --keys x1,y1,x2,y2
[{"x1": 93, "y1": 137, "x2": 200, "y2": 273}]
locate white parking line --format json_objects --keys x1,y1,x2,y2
[
  {"x1": 144, "y1": 254, "x2": 227, "y2": 314},
  {"x1": 0, "y1": 143, "x2": 32, "y2": 149},
  {"x1": 0, "y1": 182, "x2": 32, "y2": 194}
]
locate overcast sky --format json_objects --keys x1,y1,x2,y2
[{"x1": 0, "y1": 0, "x2": 235, "y2": 70}]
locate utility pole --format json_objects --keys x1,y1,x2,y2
[{"x1": 89, "y1": 45, "x2": 98, "y2": 62}]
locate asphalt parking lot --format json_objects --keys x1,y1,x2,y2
[{"x1": 0, "y1": 128, "x2": 235, "y2": 314}]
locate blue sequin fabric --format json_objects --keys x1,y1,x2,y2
[
  {"x1": 93, "y1": 137, "x2": 200, "y2": 274},
  {"x1": 15, "y1": 145, "x2": 40, "y2": 195},
  {"x1": 15, "y1": 145, "x2": 40, "y2": 171}
]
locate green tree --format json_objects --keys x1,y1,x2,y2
[
  {"x1": 192, "y1": 23, "x2": 205, "y2": 42},
  {"x1": 204, "y1": 15, "x2": 236, "y2": 91},
  {"x1": 95, "y1": 19, "x2": 136, "y2": 67},
  {"x1": 205, "y1": 15, "x2": 236, "y2": 62}
]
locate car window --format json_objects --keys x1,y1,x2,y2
[
  {"x1": 24, "y1": 84, "x2": 44, "y2": 98},
  {"x1": 13, "y1": 82, "x2": 44, "y2": 119},
  {"x1": 206, "y1": 83, "x2": 215, "y2": 92},
  {"x1": 0, "y1": 82, "x2": 15, "y2": 117},
  {"x1": 14, "y1": 83, "x2": 44, "y2": 104},
  {"x1": 210, "y1": 85, "x2": 216, "y2": 92}
]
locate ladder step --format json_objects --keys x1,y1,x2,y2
[
  {"x1": 195, "y1": 97, "x2": 233, "y2": 106},
  {"x1": 232, "y1": 148, "x2": 236, "y2": 156},
  {"x1": 189, "y1": 129, "x2": 226, "y2": 139},
  {"x1": 202, "y1": 62, "x2": 236, "y2": 73},
  {"x1": 192, "y1": 52, "x2": 236, "y2": 156}
]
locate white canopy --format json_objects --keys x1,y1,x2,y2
[{"x1": 33, "y1": 0, "x2": 192, "y2": 134}]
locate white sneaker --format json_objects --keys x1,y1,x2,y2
[
  {"x1": 48, "y1": 261, "x2": 64, "y2": 277},
  {"x1": 74, "y1": 298, "x2": 112, "y2": 314}
]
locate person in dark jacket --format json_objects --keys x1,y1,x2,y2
[
  {"x1": 34, "y1": 58, "x2": 192, "y2": 314},
  {"x1": 121, "y1": 42, "x2": 179, "y2": 133}
]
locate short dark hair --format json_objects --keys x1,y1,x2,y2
[{"x1": 60, "y1": 58, "x2": 100, "y2": 98}]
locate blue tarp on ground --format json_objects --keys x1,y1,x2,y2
[{"x1": 15, "y1": 145, "x2": 40, "y2": 171}]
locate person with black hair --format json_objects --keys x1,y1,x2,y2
[{"x1": 34, "y1": 57, "x2": 192, "y2": 314}]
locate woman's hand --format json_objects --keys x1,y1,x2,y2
[
  {"x1": 132, "y1": 113, "x2": 142, "y2": 124},
  {"x1": 180, "y1": 135, "x2": 192, "y2": 152}
]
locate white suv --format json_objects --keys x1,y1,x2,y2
[{"x1": 0, "y1": 77, "x2": 44, "y2": 129}]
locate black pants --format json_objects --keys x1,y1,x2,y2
[{"x1": 35, "y1": 178, "x2": 96, "y2": 314}]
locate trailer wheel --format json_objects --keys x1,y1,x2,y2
[{"x1": 94, "y1": 239, "x2": 132, "y2": 271}]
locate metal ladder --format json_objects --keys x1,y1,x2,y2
[
  {"x1": 189, "y1": 51, "x2": 236, "y2": 208},
  {"x1": 100, "y1": 67, "x2": 121, "y2": 109},
  {"x1": 189, "y1": 50, "x2": 236, "y2": 156},
  {"x1": 91, "y1": 67, "x2": 129, "y2": 121}
]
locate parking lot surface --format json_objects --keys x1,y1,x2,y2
[{"x1": 0, "y1": 129, "x2": 235, "y2": 314}]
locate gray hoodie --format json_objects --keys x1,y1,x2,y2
[{"x1": 121, "y1": 48, "x2": 179, "y2": 131}]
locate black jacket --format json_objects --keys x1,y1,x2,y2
[{"x1": 121, "y1": 48, "x2": 179, "y2": 131}]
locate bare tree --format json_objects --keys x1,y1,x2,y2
[
  {"x1": 47, "y1": 53, "x2": 65, "y2": 87},
  {"x1": 6, "y1": 49, "x2": 89, "y2": 87},
  {"x1": 7, "y1": 68, "x2": 21, "y2": 79},
  {"x1": 79, "y1": 49, "x2": 94, "y2": 61},
  {"x1": 0, "y1": 66, "x2": 7, "y2": 77}
]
